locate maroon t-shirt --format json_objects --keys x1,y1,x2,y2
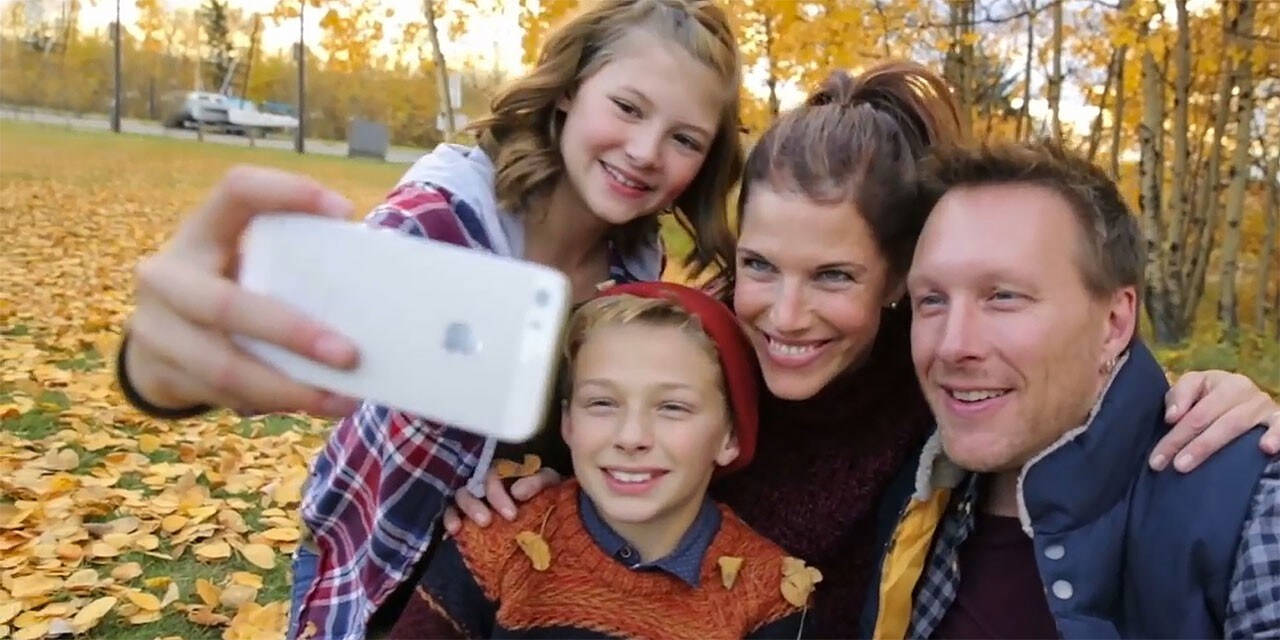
[{"x1": 931, "y1": 513, "x2": 1061, "y2": 639}]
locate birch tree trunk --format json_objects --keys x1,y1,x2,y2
[
  {"x1": 1256, "y1": 143, "x2": 1279, "y2": 334},
  {"x1": 1183, "y1": 10, "x2": 1237, "y2": 329},
  {"x1": 1138, "y1": 16, "x2": 1174, "y2": 342},
  {"x1": 1107, "y1": 0, "x2": 1133, "y2": 178},
  {"x1": 1047, "y1": 0, "x2": 1064, "y2": 139},
  {"x1": 946, "y1": 0, "x2": 975, "y2": 139},
  {"x1": 1217, "y1": 0, "x2": 1257, "y2": 335},
  {"x1": 764, "y1": 14, "x2": 780, "y2": 118},
  {"x1": 424, "y1": 0, "x2": 456, "y2": 140},
  {"x1": 1109, "y1": 52, "x2": 1127, "y2": 178},
  {"x1": 1086, "y1": 49, "x2": 1117, "y2": 163},
  {"x1": 1182, "y1": 56, "x2": 1233, "y2": 330},
  {"x1": 1164, "y1": 0, "x2": 1191, "y2": 318},
  {"x1": 1017, "y1": 0, "x2": 1035, "y2": 140}
]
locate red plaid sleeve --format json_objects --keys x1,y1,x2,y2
[{"x1": 292, "y1": 183, "x2": 490, "y2": 640}]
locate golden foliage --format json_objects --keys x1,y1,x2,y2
[{"x1": 0, "y1": 121, "x2": 407, "y2": 638}]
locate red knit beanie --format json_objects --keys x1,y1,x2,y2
[{"x1": 592, "y1": 281, "x2": 759, "y2": 476}]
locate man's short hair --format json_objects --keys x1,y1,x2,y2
[{"x1": 919, "y1": 138, "x2": 1145, "y2": 298}]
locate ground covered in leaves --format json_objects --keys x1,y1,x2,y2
[{"x1": 0, "y1": 121, "x2": 410, "y2": 640}]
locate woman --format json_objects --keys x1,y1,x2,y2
[{"x1": 442, "y1": 61, "x2": 1280, "y2": 638}]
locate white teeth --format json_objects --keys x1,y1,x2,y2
[
  {"x1": 603, "y1": 164, "x2": 647, "y2": 190},
  {"x1": 607, "y1": 470, "x2": 654, "y2": 483},
  {"x1": 767, "y1": 337, "x2": 819, "y2": 357},
  {"x1": 950, "y1": 389, "x2": 1008, "y2": 402}
]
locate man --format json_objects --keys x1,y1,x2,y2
[{"x1": 860, "y1": 140, "x2": 1279, "y2": 639}]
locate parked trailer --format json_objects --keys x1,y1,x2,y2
[{"x1": 160, "y1": 91, "x2": 298, "y2": 138}]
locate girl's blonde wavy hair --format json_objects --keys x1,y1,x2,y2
[{"x1": 467, "y1": 0, "x2": 743, "y2": 278}]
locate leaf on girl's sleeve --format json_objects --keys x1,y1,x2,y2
[
  {"x1": 717, "y1": 556, "x2": 744, "y2": 589},
  {"x1": 779, "y1": 557, "x2": 823, "y2": 608},
  {"x1": 515, "y1": 531, "x2": 551, "y2": 571}
]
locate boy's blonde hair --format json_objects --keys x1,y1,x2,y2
[
  {"x1": 562, "y1": 294, "x2": 724, "y2": 405},
  {"x1": 468, "y1": 0, "x2": 744, "y2": 278}
]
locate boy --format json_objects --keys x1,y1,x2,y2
[{"x1": 387, "y1": 282, "x2": 817, "y2": 639}]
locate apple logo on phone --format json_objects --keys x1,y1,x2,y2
[{"x1": 443, "y1": 321, "x2": 482, "y2": 356}]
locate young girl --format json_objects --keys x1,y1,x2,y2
[{"x1": 112, "y1": 1, "x2": 745, "y2": 638}]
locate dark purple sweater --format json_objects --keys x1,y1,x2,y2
[{"x1": 710, "y1": 310, "x2": 934, "y2": 638}]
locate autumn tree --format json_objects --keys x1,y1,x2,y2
[
  {"x1": 1215, "y1": 0, "x2": 1259, "y2": 336},
  {"x1": 424, "y1": 0, "x2": 457, "y2": 139},
  {"x1": 200, "y1": 0, "x2": 234, "y2": 91}
]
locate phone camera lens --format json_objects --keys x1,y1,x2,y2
[{"x1": 534, "y1": 289, "x2": 549, "y2": 307}]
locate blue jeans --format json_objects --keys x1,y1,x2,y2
[{"x1": 288, "y1": 546, "x2": 321, "y2": 640}]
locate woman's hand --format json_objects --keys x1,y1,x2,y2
[
  {"x1": 124, "y1": 165, "x2": 363, "y2": 418},
  {"x1": 442, "y1": 466, "x2": 563, "y2": 534},
  {"x1": 1151, "y1": 370, "x2": 1280, "y2": 472}
]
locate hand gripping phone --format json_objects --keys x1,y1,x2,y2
[{"x1": 235, "y1": 213, "x2": 570, "y2": 443}]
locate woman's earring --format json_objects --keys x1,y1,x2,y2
[
  {"x1": 1100, "y1": 355, "x2": 1118, "y2": 375},
  {"x1": 547, "y1": 113, "x2": 560, "y2": 145}
]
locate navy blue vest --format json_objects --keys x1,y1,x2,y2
[{"x1": 1025, "y1": 341, "x2": 1269, "y2": 638}]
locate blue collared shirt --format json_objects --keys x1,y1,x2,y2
[{"x1": 577, "y1": 488, "x2": 722, "y2": 587}]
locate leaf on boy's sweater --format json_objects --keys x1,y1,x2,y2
[
  {"x1": 494, "y1": 454, "x2": 543, "y2": 479},
  {"x1": 717, "y1": 556, "x2": 744, "y2": 589},
  {"x1": 515, "y1": 531, "x2": 551, "y2": 571},
  {"x1": 779, "y1": 557, "x2": 823, "y2": 608}
]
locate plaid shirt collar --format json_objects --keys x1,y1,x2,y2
[{"x1": 906, "y1": 474, "x2": 980, "y2": 638}]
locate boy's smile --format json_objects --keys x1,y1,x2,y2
[{"x1": 602, "y1": 466, "x2": 670, "y2": 495}]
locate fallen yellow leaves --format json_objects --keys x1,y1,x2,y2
[
  {"x1": 240, "y1": 543, "x2": 277, "y2": 570},
  {"x1": 0, "y1": 127, "x2": 396, "y2": 640},
  {"x1": 195, "y1": 540, "x2": 233, "y2": 561}
]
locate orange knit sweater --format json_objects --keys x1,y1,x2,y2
[{"x1": 389, "y1": 481, "x2": 810, "y2": 639}]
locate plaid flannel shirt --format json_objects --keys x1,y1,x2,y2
[
  {"x1": 292, "y1": 183, "x2": 647, "y2": 640},
  {"x1": 907, "y1": 458, "x2": 1280, "y2": 638}
]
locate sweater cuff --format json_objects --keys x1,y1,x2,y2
[{"x1": 116, "y1": 332, "x2": 213, "y2": 419}]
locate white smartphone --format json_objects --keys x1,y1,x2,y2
[{"x1": 234, "y1": 213, "x2": 571, "y2": 443}]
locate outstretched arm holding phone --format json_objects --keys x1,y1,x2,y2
[
  {"x1": 120, "y1": 166, "x2": 363, "y2": 419},
  {"x1": 117, "y1": 170, "x2": 522, "y2": 639}
]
